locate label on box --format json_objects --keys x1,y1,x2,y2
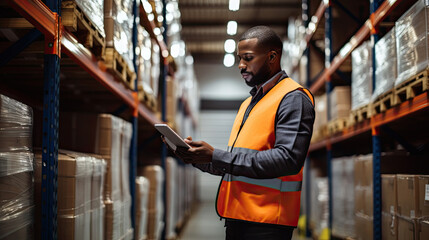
[
  {"x1": 410, "y1": 210, "x2": 415, "y2": 218},
  {"x1": 390, "y1": 205, "x2": 395, "y2": 214},
  {"x1": 426, "y1": 184, "x2": 429, "y2": 201}
]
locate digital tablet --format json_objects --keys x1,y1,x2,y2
[{"x1": 154, "y1": 123, "x2": 191, "y2": 150}]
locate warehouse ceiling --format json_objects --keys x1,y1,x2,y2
[{"x1": 178, "y1": 0, "x2": 302, "y2": 63}]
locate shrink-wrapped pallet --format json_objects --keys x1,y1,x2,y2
[
  {"x1": 34, "y1": 151, "x2": 104, "y2": 240},
  {"x1": 137, "y1": 25, "x2": 155, "y2": 96},
  {"x1": 142, "y1": 165, "x2": 164, "y2": 240},
  {"x1": 166, "y1": 157, "x2": 178, "y2": 239},
  {"x1": 395, "y1": 0, "x2": 429, "y2": 86},
  {"x1": 351, "y1": 41, "x2": 373, "y2": 110},
  {"x1": 309, "y1": 176, "x2": 329, "y2": 237},
  {"x1": 332, "y1": 157, "x2": 355, "y2": 238},
  {"x1": 0, "y1": 94, "x2": 34, "y2": 240},
  {"x1": 91, "y1": 158, "x2": 106, "y2": 240},
  {"x1": 120, "y1": 120, "x2": 133, "y2": 237},
  {"x1": 373, "y1": 27, "x2": 397, "y2": 100},
  {"x1": 135, "y1": 177, "x2": 149, "y2": 240},
  {"x1": 104, "y1": 0, "x2": 135, "y2": 70}
]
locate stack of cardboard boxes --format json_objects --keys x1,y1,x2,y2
[
  {"x1": 59, "y1": 113, "x2": 133, "y2": 239},
  {"x1": 382, "y1": 174, "x2": 429, "y2": 240},
  {"x1": 0, "y1": 95, "x2": 34, "y2": 239}
]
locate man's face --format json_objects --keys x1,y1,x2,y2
[{"x1": 237, "y1": 38, "x2": 271, "y2": 87}]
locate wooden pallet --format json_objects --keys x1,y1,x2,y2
[
  {"x1": 394, "y1": 69, "x2": 429, "y2": 105},
  {"x1": 105, "y1": 47, "x2": 136, "y2": 90},
  {"x1": 328, "y1": 118, "x2": 348, "y2": 135},
  {"x1": 370, "y1": 90, "x2": 394, "y2": 116},
  {"x1": 350, "y1": 104, "x2": 370, "y2": 123},
  {"x1": 138, "y1": 86, "x2": 157, "y2": 111},
  {"x1": 61, "y1": 0, "x2": 105, "y2": 57},
  {"x1": 311, "y1": 125, "x2": 328, "y2": 142}
]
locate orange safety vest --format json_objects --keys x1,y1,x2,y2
[{"x1": 216, "y1": 77, "x2": 314, "y2": 227}]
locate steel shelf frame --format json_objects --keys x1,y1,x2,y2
[
  {"x1": 301, "y1": 0, "x2": 427, "y2": 238},
  {"x1": 5, "y1": 0, "x2": 169, "y2": 239}
]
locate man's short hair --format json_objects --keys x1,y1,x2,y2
[{"x1": 239, "y1": 26, "x2": 283, "y2": 53}]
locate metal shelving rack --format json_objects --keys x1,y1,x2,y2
[
  {"x1": 299, "y1": 0, "x2": 429, "y2": 239},
  {"x1": 4, "y1": 0, "x2": 171, "y2": 239}
]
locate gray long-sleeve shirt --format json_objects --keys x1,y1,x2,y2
[{"x1": 194, "y1": 70, "x2": 315, "y2": 179}]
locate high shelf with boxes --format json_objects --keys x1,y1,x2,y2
[
  {"x1": 290, "y1": 0, "x2": 429, "y2": 239},
  {"x1": 0, "y1": 0, "x2": 199, "y2": 239}
]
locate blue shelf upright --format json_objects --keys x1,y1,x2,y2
[{"x1": 41, "y1": 0, "x2": 61, "y2": 239}]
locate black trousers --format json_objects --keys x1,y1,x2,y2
[{"x1": 225, "y1": 219, "x2": 294, "y2": 240}]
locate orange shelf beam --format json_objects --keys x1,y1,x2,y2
[
  {"x1": 309, "y1": 0, "x2": 403, "y2": 93},
  {"x1": 309, "y1": 92, "x2": 429, "y2": 152},
  {"x1": 8, "y1": 0, "x2": 163, "y2": 126}
]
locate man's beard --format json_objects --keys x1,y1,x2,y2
[{"x1": 243, "y1": 65, "x2": 271, "y2": 87}]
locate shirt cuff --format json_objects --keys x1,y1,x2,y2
[{"x1": 212, "y1": 148, "x2": 232, "y2": 173}]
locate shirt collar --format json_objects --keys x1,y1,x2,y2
[{"x1": 249, "y1": 70, "x2": 289, "y2": 97}]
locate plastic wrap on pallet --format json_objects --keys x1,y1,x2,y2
[
  {"x1": 351, "y1": 40, "x2": 373, "y2": 110},
  {"x1": 166, "y1": 157, "x2": 178, "y2": 240},
  {"x1": 395, "y1": 0, "x2": 429, "y2": 86},
  {"x1": 373, "y1": 27, "x2": 397, "y2": 100},
  {"x1": 73, "y1": 0, "x2": 105, "y2": 37},
  {"x1": 0, "y1": 152, "x2": 33, "y2": 177},
  {"x1": 120, "y1": 120, "x2": 132, "y2": 201},
  {"x1": 309, "y1": 176, "x2": 329, "y2": 237},
  {"x1": 137, "y1": 25, "x2": 155, "y2": 97},
  {"x1": 329, "y1": 86, "x2": 351, "y2": 120},
  {"x1": 105, "y1": 200, "x2": 123, "y2": 240},
  {"x1": 332, "y1": 157, "x2": 355, "y2": 238},
  {"x1": 105, "y1": 0, "x2": 135, "y2": 71},
  {"x1": 0, "y1": 171, "x2": 34, "y2": 239},
  {"x1": 91, "y1": 158, "x2": 106, "y2": 240},
  {"x1": 135, "y1": 177, "x2": 149, "y2": 240},
  {"x1": 0, "y1": 94, "x2": 33, "y2": 153},
  {"x1": 142, "y1": 165, "x2": 164, "y2": 240}
]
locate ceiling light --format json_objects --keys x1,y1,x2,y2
[
  {"x1": 229, "y1": 0, "x2": 240, "y2": 11},
  {"x1": 227, "y1": 21, "x2": 238, "y2": 35},
  {"x1": 223, "y1": 53, "x2": 235, "y2": 67},
  {"x1": 224, "y1": 39, "x2": 236, "y2": 53}
]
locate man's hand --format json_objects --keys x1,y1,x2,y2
[{"x1": 175, "y1": 136, "x2": 214, "y2": 164}]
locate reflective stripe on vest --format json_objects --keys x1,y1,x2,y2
[{"x1": 223, "y1": 174, "x2": 302, "y2": 192}]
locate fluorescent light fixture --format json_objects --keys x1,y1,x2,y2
[
  {"x1": 224, "y1": 39, "x2": 236, "y2": 53},
  {"x1": 227, "y1": 21, "x2": 238, "y2": 35},
  {"x1": 223, "y1": 53, "x2": 235, "y2": 67},
  {"x1": 229, "y1": 0, "x2": 240, "y2": 11}
]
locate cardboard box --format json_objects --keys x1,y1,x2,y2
[
  {"x1": 420, "y1": 220, "x2": 429, "y2": 240},
  {"x1": 57, "y1": 213, "x2": 86, "y2": 240},
  {"x1": 355, "y1": 213, "x2": 373, "y2": 240},
  {"x1": 418, "y1": 175, "x2": 429, "y2": 217},
  {"x1": 354, "y1": 154, "x2": 373, "y2": 187},
  {"x1": 397, "y1": 175, "x2": 419, "y2": 218},
  {"x1": 1, "y1": 208, "x2": 34, "y2": 240},
  {"x1": 397, "y1": 217, "x2": 417, "y2": 240},
  {"x1": 105, "y1": 200, "x2": 123, "y2": 240},
  {"x1": 382, "y1": 174, "x2": 397, "y2": 214},
  {"x1": 382, "y1": 212, "x2": 397, "y2": 240},
  {"x1": 329, "y1": 86, "x2": 351, "y2": 120}
]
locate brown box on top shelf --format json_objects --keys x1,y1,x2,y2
[
  {"x1": 397, "y1": 217, "x2": 417, "y2": 240},
  {"x1": 397, "y1": 175, "x2": 419, "y2": 218},
  {"x1": 418, "y1": 175, "x2": 429, "y2": 217}
]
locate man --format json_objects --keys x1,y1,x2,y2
[{"x1": 174, "y1": 26, "x2": 315, "y2": 240}]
